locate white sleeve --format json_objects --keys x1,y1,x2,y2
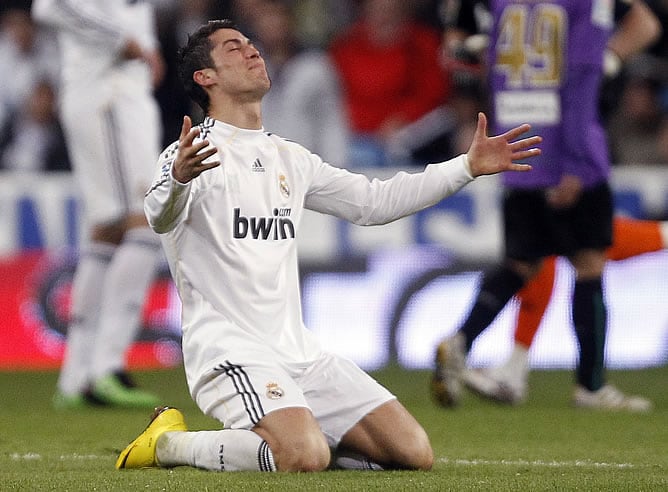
[
  {"x1": 144, "y1": 143, "x2": 193, "y2": 234},
  {"x1": 31, "y1": 0, "x2": 126, "y2": 54},
  {"x1": 304, "y1": 154, "x2": 475, "y2": 225}
]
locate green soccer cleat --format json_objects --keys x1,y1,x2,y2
[
  {"x1": 52, "y1": 390, "x2": 88, "y2": 411},
  {"x1": 90, "y1": 374, "x2": 161, "y2": 409},
  {"x1": 116, "y1": 406, "x2": 187, "y2": 469}
]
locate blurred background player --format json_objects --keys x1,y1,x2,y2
[
  {"x1": 431, "y1": 0, "x2": 661, "y2": 412},
  {"x1": 464, "y1": 217, "x2": 668, "y2": 404},
  {"x1": 31, "y1": 0, "x2": 165, "y2": 409}
]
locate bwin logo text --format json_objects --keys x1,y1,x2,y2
[{"x1": 233, "y1": 208, "x2": 295, "y2": 240}]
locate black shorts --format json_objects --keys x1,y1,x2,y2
[{"x1": 503, "y1": 182, "x2": 613, "y2": 261}]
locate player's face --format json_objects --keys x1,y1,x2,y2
[{"x1": 207, "y1": 28, "x2": 271, "y2": 99}]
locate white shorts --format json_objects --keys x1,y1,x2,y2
[
  {"x1": 192, "y1": 351, "x2": 396, "y2": 448},
  {"x1": 60, "y1": 72, "x2": 161, "y2": 225}
]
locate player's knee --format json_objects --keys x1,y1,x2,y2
[
  {"x1": 412, "y1": 440, "x2": 434, "y2": 471},
  {"x1": 274, "y1": 432, "x2": 331, "y2": 472},
  {"x1": 394, "y1": 429, "x2": 434, "y2": 471},
  {"x1": 91, "y1": 216, "x2": 128, "y2": 243}
]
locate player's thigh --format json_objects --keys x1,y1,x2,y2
[
  {"x1": 298, "y1": 352, "x2": 431, "y2": 470},
  {"x1": 60, "y1": 90, "x2": 122, "y2": 224},
  {"x1": 338, "y1": 399, "x2": 433, "y2": 470},
  {"x1": 60, "y1": 88, "x2": 157, "y2": 224},
  {"x1": 113, "y1": 88, "x2": 161, "y2": 171},
  {"x1": 112, "y1": 90, "x2": 162, "y2": 214},
  {"x1": 503, "y1": 188, "x2": 554, "y2": 261},
  {"x1": 194, "y1": 360, "x2": 329, "y2": 470},
  {"x1": 301, "y1": 352, "x2": 396, "y2": 449},
  {"x1": 571, "y1": 182, "x2": 613, "y2": 251}
]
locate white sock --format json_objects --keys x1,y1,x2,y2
[
  {"x1": 498, "y1": 344, "x2": 529, "y2": 385},
  {"x1": 157, "y1": 429, "x2": 276, "y2": 472},
  {"x1": 332, "y1": 450, "x2": 384, "y2": 470},
  {"x1": 57, "y1": 242, "x2": 115, "y2": 395},
  {"x1": 91, "y1": 227, "x2": 162, "y2": 380}
]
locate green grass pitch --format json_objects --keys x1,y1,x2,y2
[{"x1": 1, "y1": 365, "x2": 666, "y2": 491}]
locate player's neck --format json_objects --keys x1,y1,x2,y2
[{"x1": 208, "y1": 98, "x2": 263, "y2": 130}]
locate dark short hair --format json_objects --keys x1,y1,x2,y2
[{"x1": 177, "y1": 19, "x2": 239, "y2": 114}]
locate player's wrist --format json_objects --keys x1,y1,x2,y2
[
  {"x1": 171, "y1": 167, "x2": 191, "y2": 185},
  {"x1": 462, "y1": 154, "x2": 474, "y2": 178}
]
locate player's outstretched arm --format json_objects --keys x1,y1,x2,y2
[
  {"x1": 466, "y1": 112, "x2": 541, "y2": 177},
  {"x1": 172, "y1": 116, "x2": 220, "y2": 184}
]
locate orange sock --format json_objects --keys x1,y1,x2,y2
[
  {"x1": 514, "y1": 256, "x2": 557, "y2": 348},
  {"x1": 512, "y1": 217, "x2": 664, "y2": 349},
  {"x1": 607, "y1": 217, "x2": 663, "y2": 260}
]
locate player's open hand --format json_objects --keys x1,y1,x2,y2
[
  {"x1": 466, "y1": 112, "x2": 541, "y2": 177},
  {"x1": 172, "y1": 116, "x2": 220, "y2": 183}
]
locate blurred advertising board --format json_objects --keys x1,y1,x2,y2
[
  {"x1": 0, "y1": 251, "x2": 182, "y2": 370},
  {"x1": 1, "y1": 168, "x2": 667, "y2": 370}
]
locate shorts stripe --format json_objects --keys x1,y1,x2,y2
[
  {"x1": 102, "y1": 108, "x2": 130, "y2": 214},
  {"x1": 214, "y1": 361, "x2": 265, "y2": 425}
]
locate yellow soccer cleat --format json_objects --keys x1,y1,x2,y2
[{"x1": 115, "y1": 406, "x2": 187, "y2": 469}]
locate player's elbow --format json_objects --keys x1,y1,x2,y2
[
  {"x1": 144, "y1": 202, "x2": 176, "y2": 234},
  {"x1": 144, "y1": 210, "x2": 173, "y2": 234}
]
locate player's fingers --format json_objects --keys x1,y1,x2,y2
[
  {"x1": 191, "y1": 139, "x2": 212, "y2": 154},
  {"x1": 179, "y1": 115, "x2": 203, "y2": 148},
  {"x1": 507, "y1": 163, "x2": 532, "y2": 172},
  {"x1": 194, "y1": 146, "x2": 218, "y2": 163},
  {"x1": 509, "y1": 135, "x2": 542, "y2": 151},
  {"x1": 199, "y1": 160, "x2": 221, "y2": 171},
  {"x1": 501, "y1": 123, "x2": 532, "y2": 141},
  {"x1": 511, "y1": 148, "x2": 541, "y2": 161},
  {"x1": 475, "y1": 112, "x2": 487, "y2": 136},
  {"x1": 179, "y1": 115, "x2": 192, "y2": 140},
  {"x1": 192, "y1": 160, "x2": 221, "y2": 179},
  {"x1": 182, "y1": 127, "x2": 202, "y2": 148}
]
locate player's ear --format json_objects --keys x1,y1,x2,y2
[{"x1": 193, "y1": 68, "x2": 215, "y2": 87}]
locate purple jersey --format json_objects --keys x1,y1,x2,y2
[{"x1": 487, "y1": 0, "x2": 616, "y2": 188}]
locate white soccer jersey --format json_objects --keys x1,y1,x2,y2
[
  {"x1": 31, "y1": 0, "x2": 157, "y2": 89},
  {"x1": 145, "y1": 117, "x2": 474, "y2": 389}
]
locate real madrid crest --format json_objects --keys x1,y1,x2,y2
[
  {"x1": 266, "y1": 382, "x2": 284, "y2": 400},
  {"x1": 278, "y1": 174, "x2": 290, "y2": 198}
]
